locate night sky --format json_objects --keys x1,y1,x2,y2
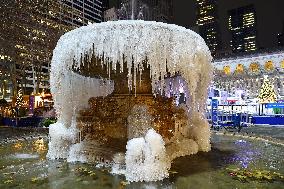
[{"x1": 109, "y1": 0, "x2": 284, "y2": 50}]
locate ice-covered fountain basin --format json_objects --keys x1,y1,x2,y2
[
  {"x1": 49, "y1": 20, "x2": 213, "y2": 182},
  {"x1": 50, "y1": 20, "x2": 212, "y2": 124}
]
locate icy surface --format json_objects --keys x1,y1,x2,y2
[
  {"x1": 48, "y1": 20, "x2": 213, "y2": 182},
  {"x1": 111, "y1": 153, "x2": 126, "y2": 175},
  {"x1": 50, "y1": 20, "x2": 212, "y2": 124},
  {"x1": 67, "y1": 142, "x2": 87, "y2": 163},
  {"x1": 47, "y1": 122, "x2": 78, "y2": 159},
  {"x1": 51, "y1": 72, "x2": 114, "y2": 126},
  {"x1": 125, "y1": 129, "x2": 170, "y2": 182},
  {"x1": 12, "y1": 153, "x2": 39, "y2": 159}
]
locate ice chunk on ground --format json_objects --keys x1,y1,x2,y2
[
  {"x1": 67, "y1": 142, "x2": 87, "y2": 163},
  {"x1": 47, "y1": 122, "x2": 78, "y2": 159},
  {"x1": 125, "y1": 129, "x2": 170, "y2": 182}
]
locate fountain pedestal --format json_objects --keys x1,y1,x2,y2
[
  {"x1": 77, "y1": 94, "x2": 187, "y2": 143},
  {"x1": 77, "y1": 60, "x2": 188, "y2": 143}
]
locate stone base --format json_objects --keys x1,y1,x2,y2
[{"x1": 77, "y1": 94, "x2": 188, "y2": 143}]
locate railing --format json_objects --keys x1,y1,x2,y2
[
  {"x1": 206, "y1": 104, "x2": 284, "y2": 127},
  {"x1": 207, "y1": 104, "x2": 284, "y2": 116}
]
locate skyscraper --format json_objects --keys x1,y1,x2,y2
[
  {"x1": 195, "y1": 0, "x2": 221, "y2": 55},
  {"x1": 0, "y1": 0, "x2": 104, "y2": 97},
  {"x1": 61, "y1": 0, "x2": 103, "y2": 26},
  {"x1": 228, "y1": 4, "x2": 257, "y2": 53},
  {"x1": 0, "y1": 0, "x2": 74, "y2": 96}
]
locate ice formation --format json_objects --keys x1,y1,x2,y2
[
  {"x1": 111, "y1": 152, "x2": 126, "y2": 175},
  {"x1": 125, "y1": 129, "x2": 170, "y2": 182},
  {"x1": 48, "y1": 20, "x2": 213, "y2": 182},
  {"x1": 47, "y1": 122, "x2": 78, "y2": 159},
  {"x1": 67, "y1": 142, "x2": 87, "y2": 163}
]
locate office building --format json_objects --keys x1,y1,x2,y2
[
  {"x1": 61, "y1": 0, "x2": 103, "y2": 26},
  {"x1": 195, "y1": 0, "x2": 221, "y2": 55},
  {"x1": 0, "y1": 58, "x2": 13, "y2": 99},
  {"x1": 228, "y1": 4, "x2": 257, "y2": 53}
]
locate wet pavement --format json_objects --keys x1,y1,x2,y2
[
  {"x1": 240, "y1": 125, "x2": 284, "y2": 141},
  {"x1": 0, "y1": 126, "x2": 48, "y2": 144},
  {"x1": 0, "y1": 126, "x2": 283, "y2": 189},
  {"x1": 0, "y1": 133, "x2": 283, "y2": 189}
]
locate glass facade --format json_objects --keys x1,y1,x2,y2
[
  {"x1": 61, "y1": 0, "x2": 103, "y2": 26},
  {"x1": 228, "y1": 4, "x2": 257, "y2": 53},
  {"x1": 0, "y1": 1, "x2": 99, "y2": 96},
  {"x1": 195, "y1": 0, "x2": 221, "y2": 55}
]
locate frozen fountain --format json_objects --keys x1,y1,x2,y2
[{"x1": 47, "y1": 20, "x2": 213, "y2": 182}]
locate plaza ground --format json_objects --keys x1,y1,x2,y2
[
  {"x1": 0, "y1": 125, "x2": 283, "y2": 144},
  {"x1": 0, "y1": 126, "x2": 48, "y2": 144}
]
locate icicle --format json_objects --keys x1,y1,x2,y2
[{"x1": 49, "y1": 20, "x2": 212, "y2": 182}]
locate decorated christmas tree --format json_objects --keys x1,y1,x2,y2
[
  {"x1": 15, "y1": 89, "x2": 24, "y2": 107},
  {"x1": 258, "y1": 76, "x2": 276, "y2": 103}
]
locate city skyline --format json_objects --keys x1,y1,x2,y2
[
  {"x1": 174, "y1": 0, "x2": 284, "y2": 53},
  {"x1": 1, "y1": 0, "x2": 284, "y2": 98},
  {"x1": 110, "y1": 0, "x2": 284, "y2": 53}
]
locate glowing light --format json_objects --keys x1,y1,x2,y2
[
  {"x1": 14, "y1": 142, "x2": 23, "y2": 149},
  {"x1": 33, "y1": 138, "x2": 46, "y2": 152}
]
